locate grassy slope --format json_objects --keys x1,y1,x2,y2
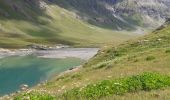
[
  {"x1": 0, "y1": 0, "x2": 137, "y2": 48},
  {"x1": 17, "y1": 19, "x2": 170, "y2": 100}
]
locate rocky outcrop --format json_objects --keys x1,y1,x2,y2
[{"x1": 112, "y1": 0, "x2": 170, "y2": 27}]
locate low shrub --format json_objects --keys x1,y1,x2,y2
[
  {"x1": 134, "y1": 59, "x2": 139, "y2": 62},
  {"x1": 105, "y1": 63, "x2": 113, "y2": 69},
  {"x1": 165, "y1": 49, "x2": 170, "y2": 53},
  {"x1": 14, "y1": 73, "x2": 170, "y2": 100},
  {"x1": 70, "y1": 73, "x2": 82, "y2": 79},
  {"x1": 61, "y1": 72, "x2": 170, "y2": 100},
  {"x1": 146, "y1": 56, "x2": 156, "y2": 61},
  {"x1": 14, "y1": 91, "x2": 55, "y2": 100},
  {"x1": 92, "y1": 61, "x2": 110, "y2": 69}
]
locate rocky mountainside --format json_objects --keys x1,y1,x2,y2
[
  {"x1": 52, "y1": 0, "x2": 170, "y2": 30},
  {"x1": 113, "y1": 0, "x2": 170, "y2": 28}
]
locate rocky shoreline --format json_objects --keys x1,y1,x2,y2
[
  {"x1": 0, "y1": 47, "x2": 98, "y2": 60},
  {"x1": 0, "y1": 48, "x2": 35, "y2": 58},
  {"x1": 0, "y1": 44, "x2": 69, "y2": 58},
  {"x1": 0, "y1": 47, "x2": 99, "y2": 99}
]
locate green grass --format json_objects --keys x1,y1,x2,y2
[
  {"x1": 145, "y1": 56, "x2": 156, "y2": 61},
  {"x1": 60, "y1": 72, "x2": 170, "y2": 100},
  {"x1": 84, "y1": 19, "x2": 170, "y2": 67},
  {"x1": 14, "y1": 91, "x2": 55, "y2": 100},
  {"x1": 165, "y1": 49, "x2": 170, "y2": 53},
  {"x1": 10, "y1": 18, "x2": 170, "y2": 100},
  {"x1": 0, "y1": 1, "x2": 138, "y2": 48},
  {"x1": 13, "y1": 72, "x2": 170, "y2": 100}
]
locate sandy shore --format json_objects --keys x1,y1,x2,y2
[
  {"x1": 0, "y1": 48, "x2": 35, "y2": 58},
  {"x1": 33, "y1": 48, "x2": 98, "y2": 60},
  {"x1": 0, "y1": 48, "x2": 98, "y2": 60}
]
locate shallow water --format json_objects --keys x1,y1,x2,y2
[{"x1": 0, "y1": 56, "x2": 84, "y2": 96}]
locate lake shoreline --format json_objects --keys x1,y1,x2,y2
[
  {"x1": 0, "y1": 47, "x2": 98, "y2": 98},
  {"x1": 0, "y1": 47, "x2": 98, "y2": 60}
]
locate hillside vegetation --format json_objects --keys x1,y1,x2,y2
[
  {"x1": 1, "y1": 0, "x2": 170, "y2": 48},
  {"x1": 0, "y1": 0, "x2": 136, "y2": 48},
  {"x1": 11, "y1": 19, "x2": 170, "y2": 100}
]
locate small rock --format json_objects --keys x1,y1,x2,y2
[
  {"x1": 69, "y1": 67, "x2": 74, "y2": 70},
  {"x1": 107, "y1": 76, "x2": 112, "y2": 78},
  {"x1": 157, "y1": 38, "x2": 162, "y2": 41},
  {"x1": 20, "y1": 84, "x2": 29, "y2": 91},
  {"x1": 61, "y1": 86, "x2": 66, "y2": 90},
  {"x1": 143, "y1": 40, "x2": 149, "y2": 42}
]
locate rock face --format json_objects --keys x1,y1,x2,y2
[{"x1": 112, "y1": 0, "x2": 170, "y2": 28}]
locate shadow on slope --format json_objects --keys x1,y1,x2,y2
[
  {"x1": 48, "y1": 0, "x2": 137, "y2": 30},
  {"x1": 0, "y1": 0, "x2": 137, "y2": 30}
]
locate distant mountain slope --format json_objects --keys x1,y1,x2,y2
[
  {"x1": 53, "y1": 0, "x2": 170, "y2": 30},
  {"x1": 0, "y1": 0, "x2": 170, "y2": 48},
  {"x1": 0, "y1": 0, "x2": 134, "y2": 48}
]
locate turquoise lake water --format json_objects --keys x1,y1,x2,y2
[{"x1": 0, "y1": 56, "x2": 84, "y2": 96}]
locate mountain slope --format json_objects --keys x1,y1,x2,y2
[
  {"x1": 48, "y1": 18, "x2": 170, "y2": 99},
  {"x1": 0, "y1": 0, "x2": 135, "y2": 48},
  {"x1": 52, "y1": 0, "x2": 170, "y2": 30},
  {"x1": 11, "y1": 19, "x2": 170, "y2": 100},
  {"x1": 1, "y1": 0, "x2": 170, "y2": 48}
]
